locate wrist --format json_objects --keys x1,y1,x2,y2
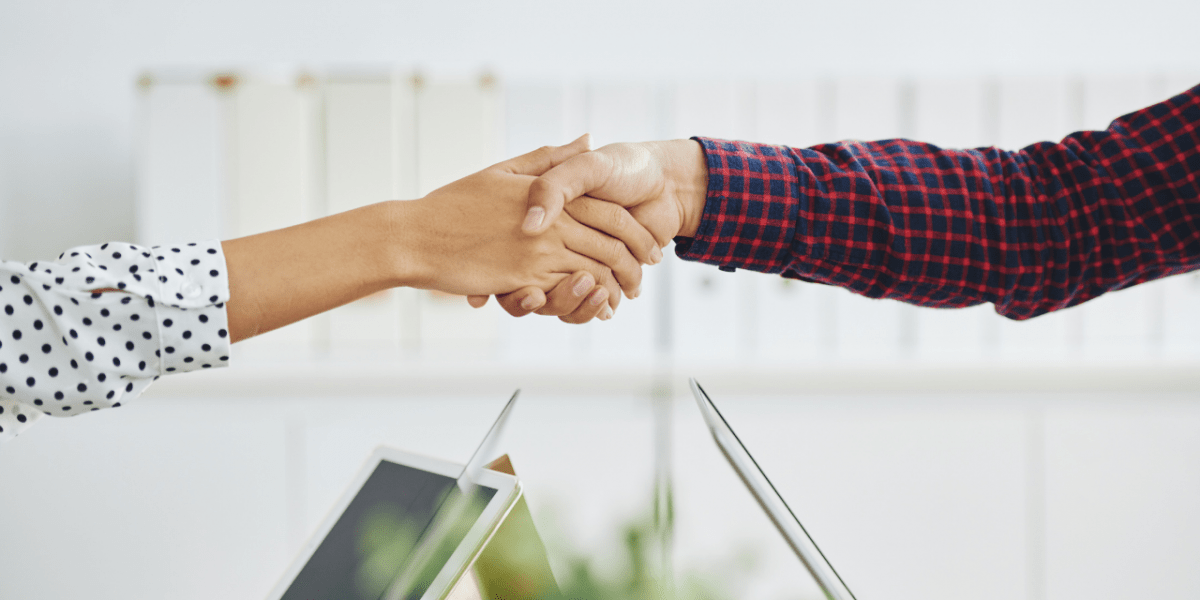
[
  {"x1": 658, "y1": 139, "x2": 709, "y2": 238},
  {"x1": 379, "y1": 199, "x2": 435, "y2": 289}
]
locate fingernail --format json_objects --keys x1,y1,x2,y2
[
  {"x1": 628, "y1": 285, "x2": 641, "y2": 300},
  {"x1": 522, "y1": 207, "x2": 545, "y2": 231},
  {"x1": 588, "y1": 288, "x2": 607, "y2": 307},
  {"x1": 520, "y1": 295, "x2": 539, "y2": 310},
  {"x1": 600, "y1": 306, "x2": 614, "y2": 320},
  {"x1": 572, "y1": 275, "x2": 593, "y2": 297},
  {"x1": 650, "y1": 246, "x2": 664, "y2": 265}
]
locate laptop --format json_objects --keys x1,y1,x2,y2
[{"x1": 689, "y1": 378, "x2": 857, "y2": 600}]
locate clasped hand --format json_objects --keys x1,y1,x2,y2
[
  {"x1": 460, "y1": 138, "x2": 709, "y2": 323},
  {"x1": 409, "y1": 136, "x2": 657, "y2": 323}
]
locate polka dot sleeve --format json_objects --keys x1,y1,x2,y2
[{"x1": 0, "y1": 241, "x2": 232, "y2": 442}]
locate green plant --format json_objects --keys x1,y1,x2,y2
[{"x1": 547, "y1": 487, "x2": 760, "y2": 600}]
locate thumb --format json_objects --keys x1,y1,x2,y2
[
  {"x1": 522, "y1": 148, "x2": 613, "y2": 236},
  {"x1": 496, "y1": 133, "x2": 591, "y2": 176}
]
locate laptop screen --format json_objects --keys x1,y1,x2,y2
[
  {"x1": 281, "y1": 460, "x2": 497, "y2": 600},
  {"x1": 690, "y1": 378, "x2": 857, "y2": 600}
]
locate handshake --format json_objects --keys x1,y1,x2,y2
[{"x1": 406, "y1": 135, "x2": 710, "y2": 324}]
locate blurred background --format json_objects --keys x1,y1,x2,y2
[{"x1": 3, "y1": 1, "x2": 1200, "y2": 599}]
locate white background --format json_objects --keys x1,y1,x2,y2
[
  {"x1": 2, "y1": 0, "x2": 1200, "y2": 260},
  {"x1": 3, "y1": 2, "x2": 1200, "y2": 600}
]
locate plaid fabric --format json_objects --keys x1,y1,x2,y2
[{"x1": 676, "y1": 83, "x2": 1200, "y2": 319}]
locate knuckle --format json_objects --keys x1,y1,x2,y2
[
  {"x1": 536, "y1": 297, "x2": 569, "y2": 316},
  {"x1": 579, "y1": 151, "x2": 607, "y2": 172},
  {"x1": 624, "y1": 266, "x2": 644, "y2": 289},
  {"x1": 610, "y1": 205, "x2": 629, "y2": 230},
  {"x1": 604, "y1": 237, "x2": 627, "y2": 261},
  {"x1": 601, "y1": 275, "x2": 623, "y2": 296},
  {"x1": 614, "y1": 251, "x2": 641, "y2": 283},
  {"x1": 529, "y1": 176, "x2": 553, "y2": 195},
  {"x1": 594, "y1": 267, "x2": 615, "y2": 288}
]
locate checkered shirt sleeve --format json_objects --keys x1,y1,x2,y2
[{"x1": 676, "y1": 83, "x2": 1200, "y2": 319}]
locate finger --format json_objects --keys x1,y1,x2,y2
[
  {"x1": 593, "y1": 267, "x2": 623, "y2": 312},
  {"x1": 467, "y1": 295, "x2": 488, "y2": 308},
  {"x1": 535, "y1": 271, "x2": 596, "y2": 317},
  {"x1": 628, "y1": 201, "x2": 681, "y2": 249},
  {"x1": 565, "y1": 197, "x2": 664, "y2": 265},
  {"x1": 548, "y1": 258, "x2": 623, "y2": 313},
  {"x1": 496, "y1": 134, "x2": 592, "y2": 177},
  {"x1": 494, "y1": 287, "x2": 547, "y2": 317},
  {"x1": 559, "y1": 215, "x2": 644, "y2": 299},
  {"x1": 523, "y1": 150, "x2": 614, "y2": 235},
  {"x1": 559, "y1": 286, "x2": 611, "y2": 325}
]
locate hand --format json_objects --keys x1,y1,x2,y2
[
  {"x1": 521, "y1": 139, "x2": 710, "y2": 244},
  {"x1": 399, "y1": 136, "x2": 659, "y2": 307},
  {"x1": 479, "y1": 139, "x2": 710, "y2": 323}
]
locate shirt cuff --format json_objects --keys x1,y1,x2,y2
[
  {"x1": 673, "y1": 137, "x2": 803, "y2": 275},
  {"x1": 148, "y1": 241, "x2": 232, "y2": 375}
]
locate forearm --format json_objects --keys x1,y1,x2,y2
[
  {"x1": 223, "y1": 201, "x2": 413, "y2": 342},
  {"x1": 676, "y1": 83, "x2": 1200, "y2": 319}
]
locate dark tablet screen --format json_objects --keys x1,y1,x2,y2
[{"x1": 281, "y1": 460, "x2": 497, "y2": 600}]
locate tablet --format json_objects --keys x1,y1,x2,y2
[
  {"x1": 265, "y1": 446, "x2": 521, "y2": 600},
  {"x1": 690, "y1": 378, "x2": 857, "y2": 600}
]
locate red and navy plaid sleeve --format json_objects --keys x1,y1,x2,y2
[{"x1": 675, "y1": 83, "x2": 1200, "y2": 319}]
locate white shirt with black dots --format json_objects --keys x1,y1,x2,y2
[{"x1": 0, "y1": 240, "x2": 232, "y2": 442}]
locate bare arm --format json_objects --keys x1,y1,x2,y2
[
  {"x1": 222, "y1": 201, "x2": 404, "y2": 342},
  {"x1": 222, "y1": 137, "x2": 659, "y2": 342}
]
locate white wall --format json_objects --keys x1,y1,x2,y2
[
  {"x1": 4, "y1": 2, "x2": 1200, "y2": 600},
  {"x1": 5, "y1": 388, "x2": 1200, "y2": 600},
  {"x1": 2, "y1": 0, "x2": 1200, "y2": 259}
]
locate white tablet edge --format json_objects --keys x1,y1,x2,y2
[
  {"x1": 689, "y1": 378, "x2": 857, "y2": 600},
  {"x1": 263, "y1": 445, "x2": 521, "y2": 600},
  {"x1": 420, "y1": 470, "x2": 523, "y2": 600}
]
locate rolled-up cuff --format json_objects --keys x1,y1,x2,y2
[{"x1": 674, "y1": 137, "x2": 803, "y2": 275}]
